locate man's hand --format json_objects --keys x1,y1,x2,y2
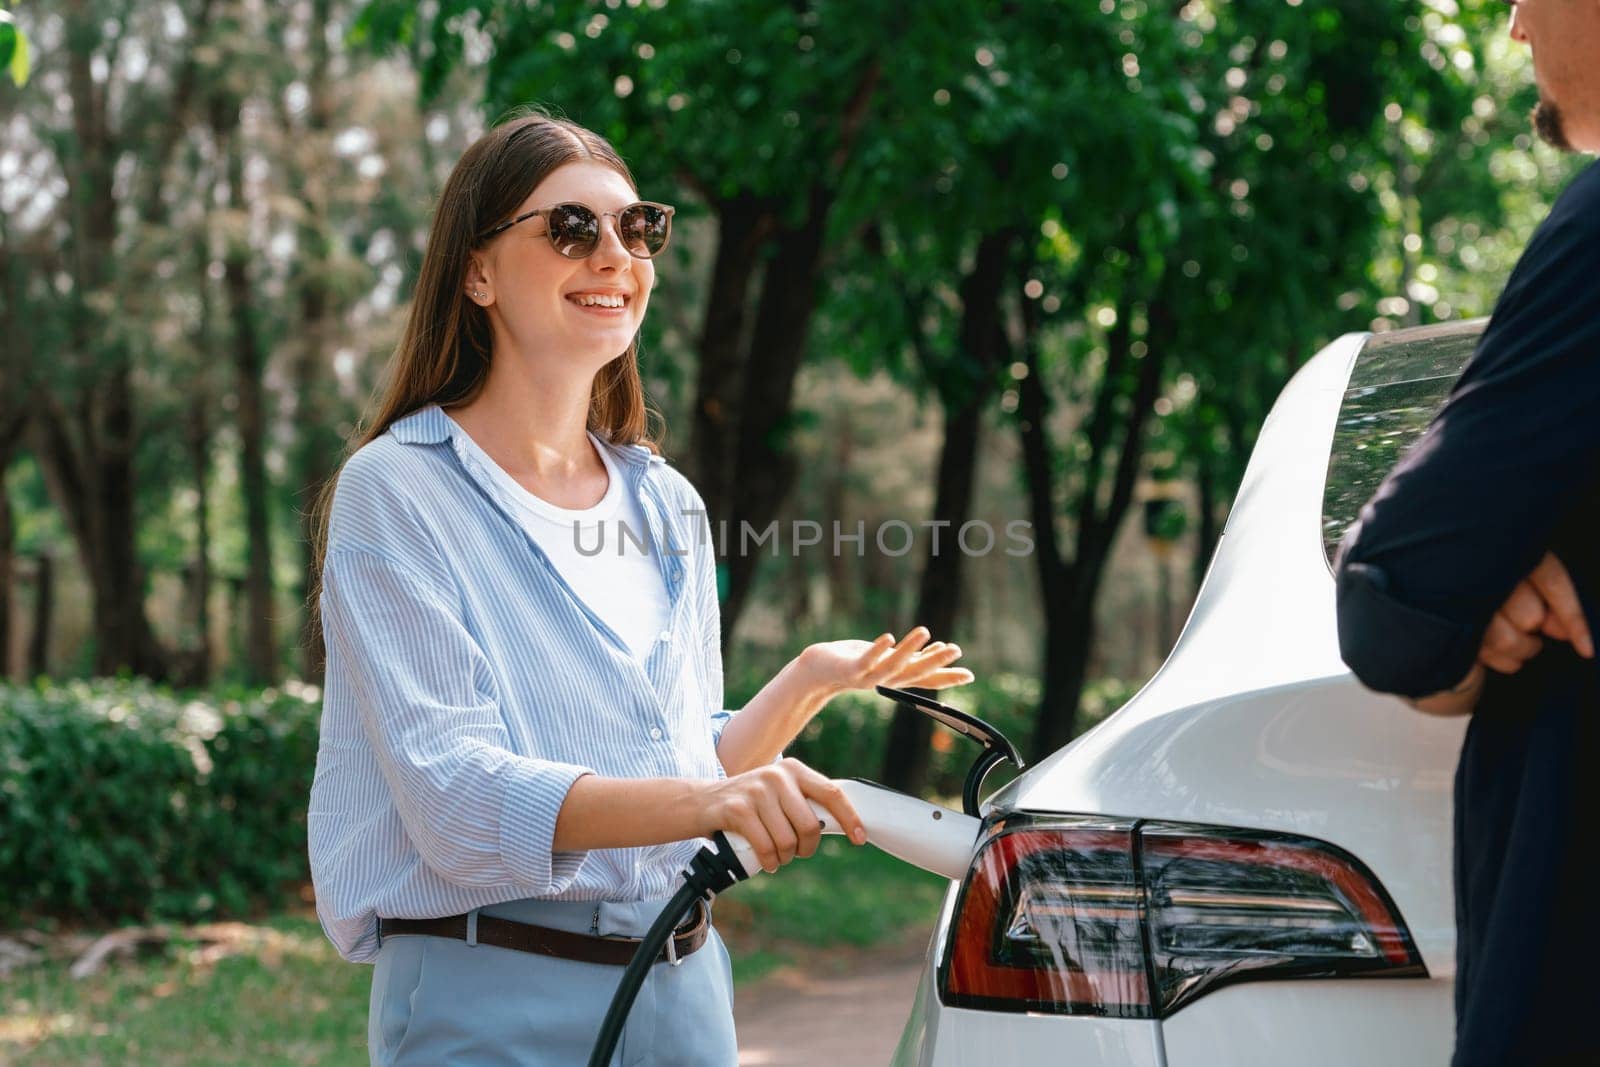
[
  {"x1": 1477, "y1": 551, "x2": 1593, "y2": 672},
  {"x1": 1406, "y1": 551, "x2": 1592, "y2": 716}
]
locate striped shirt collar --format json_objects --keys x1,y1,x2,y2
[{"x1": 388, "y1": 403, "x2": 665, "y2": 470}]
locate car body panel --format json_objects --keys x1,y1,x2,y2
[
  {"x1": 896, "y1": 957, "x2": 1166, "y2": 1067},
  {"x1": 1160, "y1": 982, "x2": 1453, "y2": 1066}
]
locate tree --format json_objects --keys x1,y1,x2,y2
[
  {"x1": 358, "y1": 0, "x2": 904, "y2": 642},
  {"x1": 19, "y1": 0, "x2": 223, "y2": 678},
  {"x1": 828, "y1": 0, "x2": 1186, "y2": 790},
  {"x1": 1015, "y1": 0, "x2": 1519, "y2": 757}
]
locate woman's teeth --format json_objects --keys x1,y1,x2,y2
[{"x1": 571, "y1": 293, "x2": 626, "y2": 308}]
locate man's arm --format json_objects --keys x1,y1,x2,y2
[{"x1": 1335, "y1": 165, "x2": 1600, "y2": 700}]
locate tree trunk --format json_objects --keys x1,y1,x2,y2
[
  {"x1": 59, "y1": 1, "x2": 147, "y2": 676},
  {"x1": 880, "y1": 231, "x2": 1016, "y2": 793},
  {"x1": 29, "y1": 552, "x2": 53, "y2": 680},
  {"x1": 718, "y1": 198, "x2": 836, "y2": 639},
  {"x1": 1018, "y1": 293, "x2": 1171, "y2": 761},
  {"x1": 185, "y1": 365, "x2": 214, "y2": 688},
  {"x1": 30, "y1": 0, "x2": 216, "y2": 681},
  {"x1": 1031, "y1": 576, "x2": 1099, "y2": 758},
  {"x1": 290, "y1": 0, "x2": 339, "y2": 683},
  {"x1": 212, "y1": 96, "x2": 278, "y2": 686},
  {"x1": 0, "y1": 217, "x2": 25, "y2": 681},
  {"x1": 689, "y1": 193, "x2": 769, "y2": 517},
  {"x1": 686, "y1": 63, "x2": 881, "y2": 647},
  {"x1": 0, "y1": 470, "x2": 11, "y2": 681}
]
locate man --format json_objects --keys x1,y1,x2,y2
[{"x1": 1334, "y1": 2, "x2": 1600, "y2": 1064}]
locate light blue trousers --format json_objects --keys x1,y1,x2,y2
[{"x1": 368, "y1": 896, "x2": 737, "y2": 1066}]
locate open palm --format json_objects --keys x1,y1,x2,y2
[{"x1": 798, "y1": 626, "x2": 974, "y2": 697}]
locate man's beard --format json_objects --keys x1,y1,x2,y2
[{"x1": 1531, "y1": 98, "x2": 1574, "y2": 152}]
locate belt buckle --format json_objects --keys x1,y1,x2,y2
[{"x1": 665, "y1": 935, "x2": 680, "y2": 967}]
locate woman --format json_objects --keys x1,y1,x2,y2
[{"x1": 305, "y1": 112, "x2": 973, "y2": 1065}]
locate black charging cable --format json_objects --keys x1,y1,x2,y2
[{"x1": 587, "y1": 832, "x2": 750, "y2": 1067}]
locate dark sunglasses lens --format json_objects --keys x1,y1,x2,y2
[
  {"x1": 620, "y1": 204, "x2": 671, "y2": 257},
  {"x1": 548, "y1": 204, "x2": 601, "y2": 258}
]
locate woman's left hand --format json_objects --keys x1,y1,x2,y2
[{"x1": 794, "y1": 626, "x2": 975, "y2": 699}]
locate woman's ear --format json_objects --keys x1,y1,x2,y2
[{"x1": 465, "y1": 253, "x2": 493, "y2": 306}]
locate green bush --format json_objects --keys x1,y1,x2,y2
[
  {"x1": 0, "y1": 678, "x2": 321, "y2": 927},
  {"x1": 0, "y1": 665, "x2": 1138, "y2": 928}
]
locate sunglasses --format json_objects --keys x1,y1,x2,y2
[{"x1": 477, "y1": 201, "x2": 676, "y2": 259}]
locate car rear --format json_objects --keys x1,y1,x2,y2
[{"x1": 894, "y1": 321, "x2": 1484, "y2": 1066}]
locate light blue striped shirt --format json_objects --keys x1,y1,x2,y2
[{"x1": 308, "y1": 404, "x2": 731, "y2": 964}]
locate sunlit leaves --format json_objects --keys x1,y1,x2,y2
[{"x1": 0, "y1": 6, "x2": 31, "y2": 86}]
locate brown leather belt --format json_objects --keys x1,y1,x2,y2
[{"x1": 377, "y1": 898, "x2": 711, "y2": 966}]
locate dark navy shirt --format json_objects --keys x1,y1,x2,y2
[{"x1": 1335, "y1": 161, "x2": 1600, "y2": 1065}]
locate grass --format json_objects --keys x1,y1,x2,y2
[
  {"x1": 713, "y1": 836, "x2": 949, "y2": 984},
  {"x1": 1, "y1": 840, "x2": 947, "y2": 1065}
]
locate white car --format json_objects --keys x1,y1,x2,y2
[{"x1": 892, "y1": 319, "x2": 1485, "y2": 1066}]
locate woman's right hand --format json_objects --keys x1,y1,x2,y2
[{"x1": 699, "y1": 758, "x2": 866, "y2": 873}]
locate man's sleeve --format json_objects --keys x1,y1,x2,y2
[{"x1": 1335, "y1": 178, "x2": 1600, "y2": 698}]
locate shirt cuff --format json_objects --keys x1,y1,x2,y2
[
  {"x1": 1335, "y1": 560, "x2": 1482, "y2": 699},
  {"x1": 498, "y1": 759, "x2": 596, "y2": 893},
  {"x1": 709, "y1": 709, "x2": 735, "y2": 779},
  {"x1": 709, "y1": 708, "x2": 735, "y2": 749}
]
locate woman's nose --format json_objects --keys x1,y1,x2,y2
[{"x1": 588, "y1": 215, "x2": 633, "y2": 269}]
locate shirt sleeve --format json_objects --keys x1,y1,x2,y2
[
  {"x1": 1334, "y1": 170, "x2": 1600, "y2": 698},
  {"x1": 321, "y1": 544, "x2": 595, "y2": 891}
]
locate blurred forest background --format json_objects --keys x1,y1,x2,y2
[
  {"x1": 0, "y1": 0, "x2": 1587, "y2": 806},
  {"x1": 3, "y1": 3, "x2": 1594, "y2": 1058}
]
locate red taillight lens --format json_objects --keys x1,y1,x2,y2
[
  {"x1": 940, "y1": 818, "x2": 1425, "y2": 1019},
  {"x1": 943, "y1": 825, "x2": 1151, "y2": 1018}
]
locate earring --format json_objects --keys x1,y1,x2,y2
[{"x1": 473, "y1": 289, "x2": 485, "y2": 300}]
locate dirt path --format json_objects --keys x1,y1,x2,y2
[{"x1": 733, "y1": 938, "x2": 929, "y2": 1066}]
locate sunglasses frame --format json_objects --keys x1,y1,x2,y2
[{"x1": 476, "y1": 201, "x2": 676, "y2": 259}]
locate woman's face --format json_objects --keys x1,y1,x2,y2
[{"x1": 469, "y1": 160, "x2": 655, "y2": 375}]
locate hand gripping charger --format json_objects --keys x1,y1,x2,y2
[
  {"x1": 586, "y1": 686, "x2": 1023, "y2": 1067},
  {"x1": 717, "y1": 777, "x2": 981, "y2": 882}
]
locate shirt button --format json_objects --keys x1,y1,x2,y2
[
  {"x1": 649, "y1": 727, "x2": 663, "y2": 741},
  {"x1": 658, "y1": 630, "x2": 672, "y2": 643}
]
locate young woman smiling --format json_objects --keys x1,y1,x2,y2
[{"x1": 304, "y1": 113, "x2": 973, "y2": 1065}]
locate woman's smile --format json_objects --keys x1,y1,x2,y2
[{"x1": 565, "y1": 287, "x2": 633, "y2": 317}]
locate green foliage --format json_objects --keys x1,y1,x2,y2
[
  {"x1": 0, "y1": 6, "x2": 30, "y2": 87},
  {"x1": 0, "y1": 679, "x2": 321, "y2": 927},
  {"x1": 726, "y1": 664, "x2": 1136, "y2": 797}
]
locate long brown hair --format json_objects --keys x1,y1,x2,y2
[{"x1": 304, "y1": 110, "x2": 662, "y2": 651}]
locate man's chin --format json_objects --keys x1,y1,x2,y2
[{"x1": 1531, "y1": 99, "x2": 1575, "y2": 152}]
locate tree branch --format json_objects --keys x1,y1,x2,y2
[
  {"x1": 1016, "y1": 287, "x2": 1065, "y2": 596},
  {"x1": 827, "y1": 59, "x2": 883, "y2": 181},
  {"x1": 1074, "y1": 299, "x2": 1132, "y2": 536}
]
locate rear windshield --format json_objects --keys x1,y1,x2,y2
[{"x1": 1321, "y1": 320, "x2": 1486, "y2": 566}]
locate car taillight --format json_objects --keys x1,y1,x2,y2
[{"x1": 940, "y1": 817, "x2": 1425, "y2": 1019}]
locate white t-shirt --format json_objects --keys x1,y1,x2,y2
[{"x1": 445, "y1": 415, "x2": 671, "y2": 661}]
